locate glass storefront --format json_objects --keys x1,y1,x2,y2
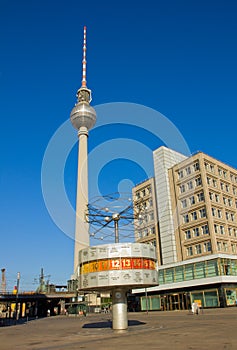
[
  {"x1": 140, "y1": 289, "x2": 220, "y2": 311},
  {"x1": 141, "y1": 293, "x2": 190, "y2": 311},
  {"x1": 190, "y1": 289, "x2": 219, "y2": 308},
  {"x1": 205, "y1": 291, "x2": 219, "y2": 307},
  {"x1": 140, "y1": 295, "x2": 160, "y2": 311}
]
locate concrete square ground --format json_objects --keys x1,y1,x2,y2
[{"x1": 0, "y1": 308, "x2": 236, "y2": 349}]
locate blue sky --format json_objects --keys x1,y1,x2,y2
[{"x1": 1, "y1": 0, "x2": 237, "y2": 290}]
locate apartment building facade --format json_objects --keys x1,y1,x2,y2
[
  {"x1": 169, "y1": 151, "x2": 237, "y2": 261},
  {"x1": 132, "y1": 177, "x2": 161, "y2": 265},
  {"x1": 132, "y1": 147, "x2": 237, "y2": 311}
]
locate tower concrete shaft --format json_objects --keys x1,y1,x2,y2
[{"x1": 73, "y1": 126, "x2": 89, "y2": 271}]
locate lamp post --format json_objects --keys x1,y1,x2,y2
[{"x1": 15, "y1": 272, "x2": 20, "y2": 322}]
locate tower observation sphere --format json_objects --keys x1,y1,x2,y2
[{"x1": 70, "y1": 87, "x2": 97, "y2": 131}]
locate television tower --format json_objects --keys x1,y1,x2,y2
[
  {"x1": 70, "y1": 27, "x2": 97, "y2": 273},
  {"x1": 1, "y1": 268, "x2": 6, "y2": 293}
]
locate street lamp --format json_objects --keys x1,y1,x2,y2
[{"x1": 15, "y1": 272, "x2": 20, "y2": 322}]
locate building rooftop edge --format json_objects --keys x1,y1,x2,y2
[
  {"x1": 132, "y1": 177, "x2": 154, "y2": 190},
  {"x1": 153, "y1": 146, "x2": 237, "y2": 173}
]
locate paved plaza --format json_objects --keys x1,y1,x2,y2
[{"x1": 0, "y1": 308, "x2": 236, "y2": 349}]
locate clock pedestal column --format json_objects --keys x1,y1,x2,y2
[{"x1": 112, "y1": 288, "x2": 128, "y2": 330}]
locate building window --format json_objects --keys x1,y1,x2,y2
[
  {"x1": 183, "y1": 214, "x2": 189, "y2": 223},
  {"x1": 193, "y1": 161, "x2": 200, "y2": 171},
  {"x1": 181, "y1": 199, "x2": 187, "y2": 209},
  {"x1": 221, "y1": 182, "x2": 224, "y2": 190},
  {"x1": 212, "y1": 208, "x2": 216, "y2": 216},
  {"x1": 209, "y1": 192, "x2": 214, "y2": 200},
  {"x1": 220, "y1": 225, "x2": 225, "y2": 234},
  {"x1": 217, "y1": 209, "x2": 222, "y2": 218},
  {"x1": 199, "y1": 208, "x2": 206, "y2": 218},
  {"x1": 207, "y1": 177, "x2": 211, "y2": 185},
  {"x1": 217, "y1": 242, "x2": 222, "y2": 251},
  {"x1": 225, "y1": 211, "x2": 234, "y2": 221},
  {"x1": 191, "y1": 211, "x2": 198, "y2": 220},
  {"x1": 149, "y1": 212, "x2": 154, "y2": 221},
  {"x1": 195, "y1": 177, "x2": 202, "y2": 186},
  {"x1": 223, "y1": 242, "x2": 228, "y2": 252},
  {"x1": 202, "y1": 225, "x2": 209, "y2": 234},
  {"x1": 150, "y1": 226, "x2": 155, "y2": 235},
  {"x1": 193, "y1": 227, "x2": 200, "y2": 237},
  {"x1": 203, "y1": 241, "x2": 212, "y2": 252},
  {"x1": 197, "y1": 192, "x2": 204, "y2": 202},
  {"x1": 187, "y1": 246, "x2": 193, "y2": 256},
  {"x1": 185, "y1": 230, "x2": 191, "y2": 239},
  {"x1": 189, "y1": 196, "x2": 195, "y2": 205},
  {"x1": 214, "y1": 224, "x2": 218, "y2": 234},
  {"x1": 178, "y1": 170, "x2": 184, "y2": 179},
  {"x1": 186, "y1": 166, "x2": 191, "y2": 175},
  {"x1": 226, "y1": 184, "x2": 230, "y2": 192},
  {"x1": 228, "y1": 227, "x2": 232, "y2": 236},
  {"x1": 187, "y1": 181, "x2": 193, "y2": 190},
  {"x1": 180, "y1": 184, "x2": 185, "y2": 193},
  {"x1": 213, "y1": 179, "x2": 217, "y2": 187},
  {"x1": 210, "y1": 164, "x2": 215, "y2": 173},
  {"x1": 233, "y1": 187, "x2": 237, "y2": 195},
  {"x1": 215, "y1": 194, "x2": 220, "y2": 202},
  {"x1": 231, "y1": 244, "x2": 236, "y2": 253},
  {"x1": 195, "y1": 244, "x2": 202, "y2": 254}
]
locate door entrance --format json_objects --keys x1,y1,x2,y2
[
  {"x1": 160, "y1": 292, "x2": 190, "y2": 311},
  {"x1": 171, "y1": 294, "x2": 179, "y2": 310}
]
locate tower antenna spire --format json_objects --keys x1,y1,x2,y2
[
  {"x1": 70, "y1": 26, "x2": 97, "y2": 273},
  {"x1": 82, "y1": 26, "x2": 87, "y2": 88},
  {"x1": 76, "y1": 26, "x2": 91, "y2": 103}
]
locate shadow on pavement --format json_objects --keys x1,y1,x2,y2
[
  {"x1": 83, "y1": 320, "x2": 146, "y2": 329},
  {"x1": 0, "y1": 316, "x2": 42, "y2": 327}
]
